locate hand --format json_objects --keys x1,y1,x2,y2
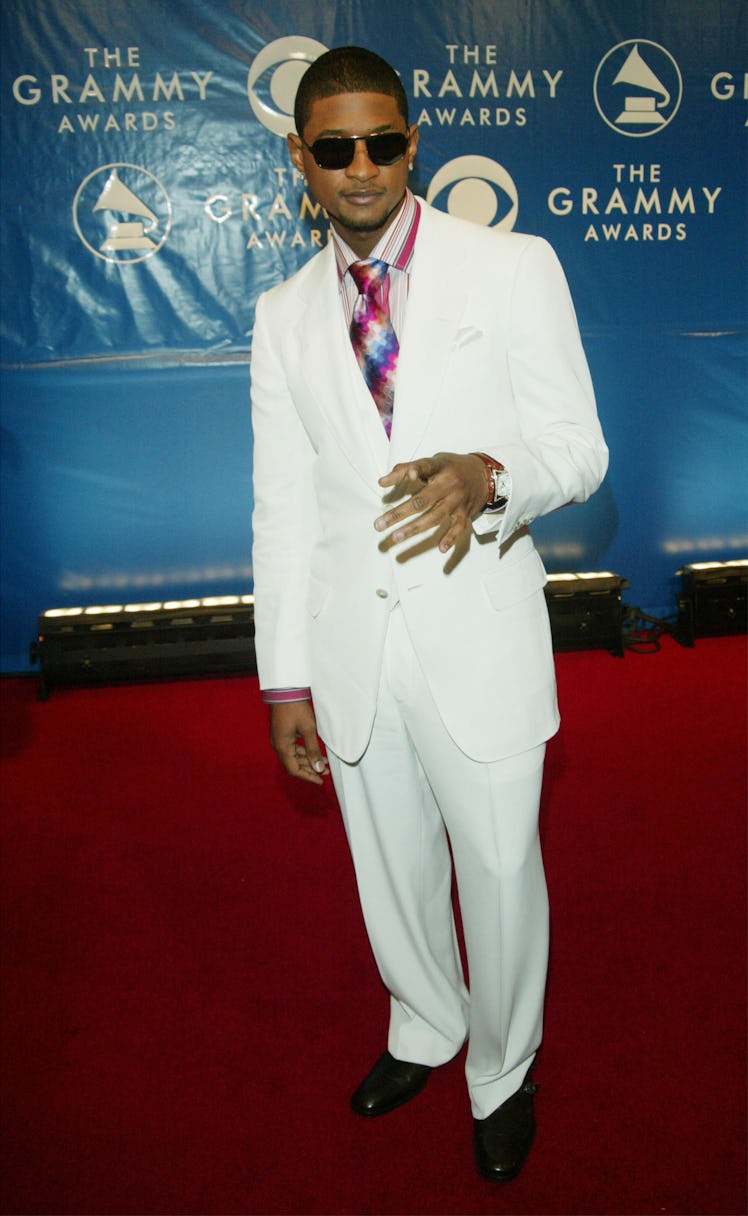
[
  {"x1": 375, "y1": 452, "x2": 487, "y2": 554},
  {"x1": 270, "y1": 701, "x2": 330, "y2": 786}
]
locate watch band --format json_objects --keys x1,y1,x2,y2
[{"x1": 471, "y1": 451, "x2": 509, "y2": 510}]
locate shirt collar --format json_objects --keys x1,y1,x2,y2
[{"x1": 332, "y1": 189, "x2": 421, "y2": 281}]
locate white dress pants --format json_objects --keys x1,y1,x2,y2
[{"x1": 326, "y1": 604, "x2": 549, "y2": 1120}]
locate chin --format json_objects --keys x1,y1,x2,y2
[
  {"x1": 344, "y1": 216, "x2": 389, "y2": 234},
  {"x1": 335, "y1": 196, "x2": 404, "y2": 236}
]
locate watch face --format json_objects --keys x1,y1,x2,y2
[{"x1": 493, "y1": 469, "x2": 511, "y2": 503}]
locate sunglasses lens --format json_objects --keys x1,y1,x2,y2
[
  {"x1": 311, "y1": 138, "x2": 356, "y2": 169},
  {"x1": 367, "y1": 132, "x2": 408, "y2": 165},
  {"x1": 309, "y1": 131, "x2": 409, "y2": 169}
]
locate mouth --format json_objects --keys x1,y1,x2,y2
[{"x1": 341, "y1": 189, "x2": 387, "y2": 206}]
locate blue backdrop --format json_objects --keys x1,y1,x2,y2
[{"x1": 1, "y1": 0, "x2": 745, "y2": 668}]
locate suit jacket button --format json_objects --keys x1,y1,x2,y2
[{"x1": 375, "y1": 588, "x2": 389, "y2": 598}]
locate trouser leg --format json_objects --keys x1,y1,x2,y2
[
  {"x1": 420, "y1": 739, "x2": 548, "y2": 1118},
  {"x1": 327, "y1": 606, "x2": 549, "y2": 1116},
  {"x1": 327, "y1": 675, "x2": 470, "y2": 1065},
  {"x1": 384, "y1": 608, "x2": 549, "y2": 1118}
]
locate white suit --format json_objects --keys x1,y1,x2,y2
[{"x1": 250, "y1": 199, "x2": 608, "y2": 1116}]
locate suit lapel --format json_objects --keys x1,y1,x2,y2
[
  {"x1": 299, "y1": 243, "x2": 390, "y2": 480},
  {"x1": 294, "y1": 202, "x2": 473, "y2": 479},
  {"x1": 389, "y1": 202, "x2": 471, "y2": 464}
]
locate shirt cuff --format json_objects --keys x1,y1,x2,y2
[{"x1": 262, "y1": 687, "x2": 312, "y2": 703}]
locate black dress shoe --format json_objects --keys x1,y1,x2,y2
[
  {"x1": 473, "y1": 1074, "x2": 538, "y2": 1181},
  {"x1": 350, "y1": 1051, "x2": 432, "y2": 1117}
]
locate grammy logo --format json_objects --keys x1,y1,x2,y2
[
  {"x1": 93, "y1": 168, "x2": 159, "y2": 252},
  {"x1": 613, "y1": 43, "x2": 671, "y2": 127}
]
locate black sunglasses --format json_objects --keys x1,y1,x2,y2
[{"x1": 302, "y1": 130, "x2": 410, "y2": 170}]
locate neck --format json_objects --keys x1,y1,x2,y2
[{"x1": 331, "y1": 193, "x2": 407, "y2": 259}]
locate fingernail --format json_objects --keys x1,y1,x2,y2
[
  {"x1": 374, "y1": 519, "x2": 385, "y2": 531},
  {"x1": 313, "y1": 760, "x2": 326, "y2": 773}
]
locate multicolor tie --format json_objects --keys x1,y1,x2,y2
[{"x1": 349, "y1": 259, "x2": 399, "y2": 437}]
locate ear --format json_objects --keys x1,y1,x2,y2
[
  {"x1": 407, "y1": 124, "x2": 419, "y2": 165},
  {"x1": 287, "y1": 131, "x2": 304, "y2": 174}
]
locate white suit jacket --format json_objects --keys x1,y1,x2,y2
[{"x1": 250, "y1": 199, "x2": 608, "y2": 763}]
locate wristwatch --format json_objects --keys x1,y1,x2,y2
[{"x1": 472, "y1": 452, "x2": 511, "y2": 511}]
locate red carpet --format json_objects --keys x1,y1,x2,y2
[{"x1": 1, "y1": 635, "x2": 746, "y2": 1215}]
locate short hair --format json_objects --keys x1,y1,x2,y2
[{"x1": 294, "y1": 46, "x2": 409, "y2": 137}]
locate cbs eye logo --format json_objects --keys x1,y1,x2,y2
[
  {"x1": 247, "y1": 36, "x2": 328, "y2": 136},
  {"x1": 426, "y1": 156, "x2": 519, "y2": 230}
]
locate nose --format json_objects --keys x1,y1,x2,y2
[{"x1": 345, "y1": 137, "x2": 379, "y2": 179}]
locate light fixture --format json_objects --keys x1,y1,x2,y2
[
  {"x1": 676, "y1": 559, "x2": 747, "y2": 646},
  {"x1": 30, "y1": 596, "x2": 256, "y2": 698},
  {"x1": 544, "y1": 571, "x2": 628, "y2": 656}
]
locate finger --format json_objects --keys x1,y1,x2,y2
[
  {"x1": 300, "y1": 726, "x2": 329, "y2": 778},
  {"x1": 378, "y1": 458, "x2": 436, "y2": 488},
  {"x1": 292, "y1": 734, "x2": 328, "y2": 784},
  {"x1": 374, "y1": 487, "x2": 435, "y2": 534},
  {"x1": 275, "y1": 735, "x2": 324, "y2": 785},
  {"x1": 389, "y1": 500, "x2": 455, "y2": 544},
  {"x1": 291, "y1": 742, "x2": 326, "y2": 785},
  {"x1": 439, "y1": 513, "x2": 465, "y2": 553},
  {"x1": 396, "y1": 499, "x2": 473, "y2": 549}
]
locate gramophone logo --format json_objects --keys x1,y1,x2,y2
[
  {"x1": 247, "y1": 35, "x2": 328, "y2": 136},
  {"x1": 594, "y1": 40, "x2": 682, "y2": 137},
  {"x1": 73, "y1": 164, "x2": 172, "y2": 263},
  {"x1": 426, "y1": 156, "x2": 519, "y2": 230}
]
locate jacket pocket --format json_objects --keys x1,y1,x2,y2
[{"x1": 482, "y1": 548, "x2": 547, "y2": 611}]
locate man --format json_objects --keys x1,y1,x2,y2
[{"x1": 250, "y1": 46, "x2": 608, "y2": 1181}]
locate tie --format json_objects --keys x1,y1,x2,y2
[{"x1": 349, "y1": 259, "x2": 399, "y2": 437}]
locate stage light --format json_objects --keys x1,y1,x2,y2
[
  {"x1": 676, "y1": 559, "x2": 747, "y2": 646},
  {"x1": 544, "y1": 571, "x2": 628, "y2": 656},
  {"x1": 31, "y1": 596, "x2": 257, "y2": 698},
  {"x1": 31, "y1": 572, "x2": 633, "y2": 697}
]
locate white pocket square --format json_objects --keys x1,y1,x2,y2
[{"x1": 453, "y1": 324, "x2": 483, "y2": 349}]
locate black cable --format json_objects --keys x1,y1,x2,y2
[{"x1": 622, "y1": 603, "x2": 679, "y2": 653}]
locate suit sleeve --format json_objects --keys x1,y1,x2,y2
[
  {"x1": 250, "y1": 290, "x2": 318, "y2": 690},
  {"x1": 472, "y1": 236, "x2": 608, "y2": 542}
]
